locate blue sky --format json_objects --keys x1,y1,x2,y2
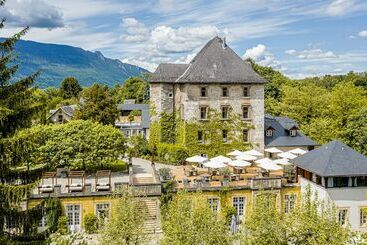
[{"x1": 1, "y1": 0, "x2": 367, "y2": 78}]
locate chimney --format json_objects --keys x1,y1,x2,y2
[{"x1": 222, "y1": 37, "x2": 227, "y2": 49}]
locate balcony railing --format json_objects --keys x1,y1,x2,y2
[
  {"x1": 130, "y1": 184, "x2": 162, "y2": 196},
  {"x1": 250, "y1": 177, "x2": 282, "y2": 190}
]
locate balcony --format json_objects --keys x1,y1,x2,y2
[{"x1": 250, "y1": 177, "x2": 282, "y2": 190}]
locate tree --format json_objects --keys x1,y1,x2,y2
[
  {"x1": 114, "y1": 77, "x2": 149, "y2": 104},
  {"x1": 74, "y1": 84, "x2": 118, "y2": 125},
  {"x1": 60, "y1": 77, "x2": 82, "y2": 99},
  {"x1": 161, "y1": 192, "x2": 232, "y2": 245},
  {"x1": 343, "y1": 108, "x2": 367, "y2": 156},
  {"x1": 101, "y1": 191, "x2": 148, "y2": 245}
]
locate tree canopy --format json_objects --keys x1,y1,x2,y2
[
  {"x1": 113, "y1": 77, "x2": 149, "y2": 104},
  {"x1": 74, "y1": 84, "x2": 118, "y2": 125},
  {"x1": 60, "y1": 77, "x2": 82, "y2": 99}
]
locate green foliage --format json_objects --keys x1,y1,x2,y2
[
  {"x1": 84, "y1": 213, "x2": 98, "y2": 234},
  {"x1": 57, "y1": 216, "x2": 69, "y2": 235},
  {"x1": 74, "y1": 84, "x2": 118, "y2": 125},
  {"x1": 60, "y1": 77, "x2": 82, "y2": 99},
  {"x1": 157, "y1": 143, "x2": 188, "y2": 165},
  {"x1": 128, "y1": 135, "x2": 151, "y2": 157},
  {"x1": 160, "y1": 112, "x2": 176, "y2": 143},
  {"x1": 161, "y1": 192, "x2": 232, "y2": 245},
  {"x1": 343, "y1": 108, "x2": 367, "y2": 155},
  {"x1": 113, "y1": 77, "x2": 149, "y2": 104},
  {"x1": 5, "y1": 120, "x2": 126, "y2": 171},
  {"x1": 101, "y1": 191, "x2": 148, "y2": 245}
]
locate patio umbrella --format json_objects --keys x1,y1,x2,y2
[
  {"x1": 289, "y1": 148, "x2": 307, "y2": 155},
  {"x1": 264, "y1": 147, "x2": 283, "y2": 153},
  {"x1": 243, "y1": 149, "x2": 263, "y2": 156},
  {"x1": 278, "y1": 152, "x2": 297, "y2": 159},
  {"x1": 255, "y1": 158, "x2": 274, "y2": 165},
  {"x1": 273, "y1": 158, "x2": 292, "y2": 165},
  {"x1": 186, "y1": 155, "x2": 208, "y2": 163},
  {"x1": 236, "y1": 154, "x2": 257, "y2": 161},
  {"x1": 227, "y1": 150, "x2": 243, "y2": 156},
  {"x1": 211, "y1": 155, "x2": 232, "y2": 163},
  {"x1": 228, "y1": 159, "x2": 252, "y2": 167},
  {"x1": 203, "y1": 160, "x2": 227, "y2": 169},
  {"x1": 257, "y1": 162, "x2": 282, "y2": 171}
]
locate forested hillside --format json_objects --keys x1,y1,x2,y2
[{"x1": 251, "y1": 61, "x2": 367, "y2": 155}]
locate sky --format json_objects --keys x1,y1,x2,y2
[{"x1": 0, "y1": 0, "x2": 367, "y2": 78}]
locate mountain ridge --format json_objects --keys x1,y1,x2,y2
[{"x1": 3, "y1": 38, "x2": 148, "y2": 88}]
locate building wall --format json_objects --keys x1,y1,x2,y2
[
  {"x1": 49, "y1": 109, "x2": 73, "y2": 123},
  {"x1": 300, "y1": 177, "x2": 367, "y2": 231},
  {"x1": 151, "y1": 83, "x2": 265, "y2": 150}
]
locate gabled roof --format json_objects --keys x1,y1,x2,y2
[
  {"x1": 292, "y1": 140, "x2": 367, "y2": 177},
  {"x1": 48, "y1": 104, "x2": 77, "y2": 119},
  {"x1": 265, "y1": 114, "x2": 318, "y2": 147},
  {"x1": 149, "y1": 36, "x2": 266, "y2": 84}
]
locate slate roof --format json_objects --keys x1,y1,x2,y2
[
  {"x1": 117, "y1": 103, "x2": 150, "y2": 128},
  {"x1": 48, "y1": 104, "x2": 77, "y2": 119},
  {"x1": 265, "y1": 114, "x2": 318, "y2": 147},
  {"x1": 292, "y1": 140, "x2": 367, "y2": 177},
  {"x1": 149, "y1": 36, "x2": 266, "y2": 84}
]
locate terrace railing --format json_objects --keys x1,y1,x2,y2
[{"x1": 250, "y1": 177, "x2": 282, "y2": 190}]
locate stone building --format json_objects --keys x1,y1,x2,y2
[
  {"x1": 149, "y1": 36, "x2": 267, "y2": 150},
  {"x1": 48, "y1": 104, "x2": 77, "y2": 124}
]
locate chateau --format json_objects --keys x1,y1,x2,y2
[{"x1": 149, "y1": 37, "x2": 266, "y2": 150}]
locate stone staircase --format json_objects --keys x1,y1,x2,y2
[
  {"x1": 138, "y1": 198, "x2": 162, "y2": 233},
  {"x1": 132, "y1": 173, "x2": 155, "y2": 184}
]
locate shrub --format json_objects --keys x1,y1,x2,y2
[
  {"x1": 84, "y1": 213, "x2": 98, "y2": 234},
  {"x1": 57, "y1": 216, "x2": 69, "y2": 235},
  {"x1": 157, "y1": 143, "x2": 188, "y2": 165}
]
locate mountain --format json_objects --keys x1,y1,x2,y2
[{"x1": 6, "y1": 39, "x2": 148, "y2": 88}]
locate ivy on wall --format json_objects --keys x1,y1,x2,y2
[{"x1": 150, "y1": 108, "x2": 254, "y2": 163}]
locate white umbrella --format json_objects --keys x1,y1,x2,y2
[
  {"x1": 255, "y1": 158, "x2": 274, "y2": 165},
  {"x1": 243, "y1": 149, "x2": 263, "y2": 156},
  {"x1": 264, "y1": 147, "x2": 283, "y2": 153},
  {"x1": 186, "y1": 155, "x2": 208, "y2": 163},
  {"x1": 236, "y1": 154, "x2": 257, "y2": 161},
  {"x1": 228, "y1": 159, "x2": 252, "y2": 168},
  {"x1": 203, "y1": 160, "x2": 227, "y2": 169},
  {"x1": 227, "y1": 150, "x2": 243, "y2": 156},
  {"x1": 289, "y1": 148, "x2": 307, "y2": 155},
  {"x1": 273, "y1": 158, "x2": 292, "y2": 166},
  {"x1": 211, "y1": 155, "x2": 232, "y2": 163},
  {"x1": 257, "y1": 162, "x2": 282, "y2": 171},
  {"x1": 278, "y1": 152, "x2": 297, "y2": 159}
]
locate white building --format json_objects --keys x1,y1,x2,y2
[{"x1": 293, "y1": 140, "x2": 367, "y2": 231}]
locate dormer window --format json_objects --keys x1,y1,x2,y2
[
  {"x1": 266, "y1": 129, "x2": 273, "y2": 137},
  {"x1": 222, "y1": 87, "x2": 228, "y2": 97},
  {"x1": 290, "y1": 129, "x2": 297, "y2": 137}
]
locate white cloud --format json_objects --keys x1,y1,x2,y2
[
  {"x1": 326, "y1": 0, "x2": 355, "y2": 16},
  {"x1": 243, "y1": 44, "x2": 281, "y2": 69},
  {"x1": 349, "y1": 35, "x2": 356, "y2": 39},
  {"x1": 1, "y1": 0, "x2": 64, "y2": 28},
  {"x1": 121, "y1": 18, "x2": 149, "y2": 42},
  {"x1": 358, "y1": 30, "x2": 367, "y2": 37},
  {"x1": 121, "y1": 57, "x2": 157, "y2": 72},
  {"x1": 174, "y1": 53, "x2": 196, "y2": 64},
  {"x1": 285, "y1": 48, "x2": 338, "y2": 59}
]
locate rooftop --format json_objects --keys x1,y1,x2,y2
[
  {"x1": 149, "y1": 36, "x2": 267, "y2": 84},
  {"x1": 292, "y1": 140, "x2": 367, "y2": 177},
  {"x1": 265, "y1": 114, "x2": 318, "y2": 147}
]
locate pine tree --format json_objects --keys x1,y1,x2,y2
[{"x1": 0, "y1": 1, "x2": 61, "y2": 242}]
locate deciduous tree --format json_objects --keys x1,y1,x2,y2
[{"x1": 60, "y1": 77, "x2": 82, "y2": 99}]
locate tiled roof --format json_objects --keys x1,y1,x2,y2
[
  {"x1": 292, "y1": 140, "x2": 367, "y2": 177},
  {"x1": 149, "y1": 36, "x2": 266, "y2": 84}
]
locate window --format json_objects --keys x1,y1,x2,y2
[
  {"x1": 242, "y1": 106, "x2": 249, "y2": 119},
  {"x1": 66, "y1": 205, "x2": 81, "y2": 227},
  {"x1": 200, "y1": 106, "x2": 208, "y2": 120},
  {"x1": 357, "y1": 176, "x2": 367, "y2": 187},
  {"x1": 222, "y1": 130, "x2": 228, "y2": 143},
  {"x1": 243, "y1": 87, "x2": 250, "y2": 97},
  {"x1": 334, "y1": 177, "x2": 349, "y2": 187},
  {"x1": 221, "y1": 106, "x2": 229, "y2": 119},
  {"x1": 201, "y1": 87, "x2": 207, "y2": 97},
  {"x1": 198, "y1": 130, "x2": 203, "y2": 143},
  {"x1": 233, "y1": 197, "x2": 245, "y2": 216},
  {"x1": 284, "y1": 194, "x2": 297, "y2": 213},
  {"x1": 361, "y1": 208, "x2": 367, "y2": 226},
  {"x1": 222, "y1": 87, "x2": 228, "y2": 97},
  {"x1": 243, "y1": 129, "x2": 249, "y2": 142},
  {"x1": 338, "y1": 208, "x2": 348, "y2": 226},
  {"x1": 290, "y1": 129, "x2": 297, "y2": 137},
  {"x1": 208, "y1": 198, "x2": 220, "y2": 213},
  {"x1": 58, "y1": 114, "x2": 63, "y2": 123},
  {"x1": 266, "y1": 129, "x2": 273, "y2": 137},
  {"x1": 96, "y1": 203, "x2": 110, "y2": 220},
  {"x1": 168, "y1": 92, "x2": 173, "y2": 98}
]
